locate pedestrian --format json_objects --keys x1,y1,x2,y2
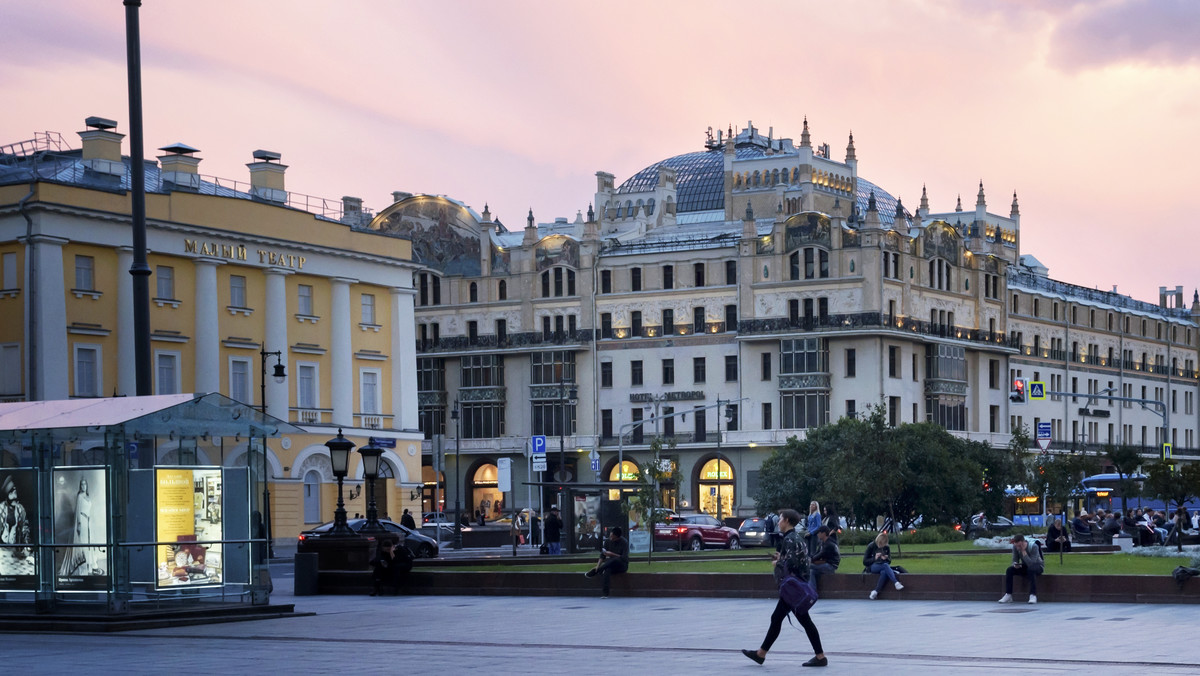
[
  {"x1": 822, "y1": 505, "x2": 841, "y2": 543},
  {"x1": 809, "y1": 526, "x2": 840, "y2": 589},
  {"x1": 544, "y1": 506, "x2": 563, "y2": 555},
  {"x1": 510, "y1": 516, "x2": 522, "y2": 556},
  {"x1": 584, "y1": 527, "x2": 629, "y2": 598},
  {"x1": 998, "y1": 533, "x2": 1044, "y2": 604},
  {"x1": 530, "y1": 511, "x2": 541, "y2": 546},
  {"x1": 764, "y1": 511, "x2": 777, "y2": 549},
  {"x1": 805, "y1": 501, "x2": 822, "y2": 555},
  {"x1": 370, "y1": 539, "x2": 411, "y2": 596},
  {"x1": 476, "y1": 509, "x2": 485, "y2": 527},
  {"x1": 400, "y1": 508, "x2": 416, "y2": 530},
  {"x1": 864, "y1": 531, "x2": 903, "y2": 599},
  {"x1": 741, "y1": 508, "x2": 827, "y2": 668}
]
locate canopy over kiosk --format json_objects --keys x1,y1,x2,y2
[{"x1": 0, "y1": 393, "x2": 301, "y2": 616}]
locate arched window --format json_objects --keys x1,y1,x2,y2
[
  {"x1": 469, "y1": 282, "x2": 478, "y2": 303},
  {"x1": 541, "y1": 271, "x2": 550, "y2": 298},
  {"x1": 645, "y1": 198, "x2": 655, "y2": 215},
  {"x1": 771, "y1": 169, "x2": 779, "y2": 185},
  {"x1": 303, "y1": 470, "x2": 322, "y2": 523},
  {"x1": 498, "y1": 280, "x2": 507, "y2": 300},
  {"x1": 789, "y1": 251, "x2": 800, "y2": 281},
  {"x1": 635, "y1": 199, "x2": 644, "y2": 216},
  {"x1": 753, "y1": 171, "x2": 761, "y2": 187},
  {"x1": 624, "y1": 200, "x2": 633, "y2": 218},
  {"x1": 695, "y1": 457, "x2": 734, "y2": 519}
]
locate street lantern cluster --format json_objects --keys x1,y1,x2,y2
[{"x1": 324, "y1": 428, "x2": 385, "y2": 536}]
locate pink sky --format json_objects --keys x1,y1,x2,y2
[{"x1": 5, "y1": 1, "x2": 1200, "y2": 305}]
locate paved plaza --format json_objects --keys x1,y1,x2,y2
[{"x1": 6, "y1": 563, "x2": 1200, "y2": 674}]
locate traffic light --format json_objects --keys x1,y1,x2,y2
[{"x1": 1009, "y1": 378, "x2": 1027, "y2": 403}]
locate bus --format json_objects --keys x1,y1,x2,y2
[{"x1": 1076, "y1": 473, "x2": 1200, "y2": 514}]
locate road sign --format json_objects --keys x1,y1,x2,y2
[
  {"x1": 1029, "y1": 381, "x2": 1046, "y2": 400},
  {"x1": 588, "y1": 449, "x2": 600, "y2": 461},
  {"x1": 531, "y1": 435, "x2": 547, "y2": 456},
  {"x1": 1163, "y1": 443, "x2": 1173, "y2": 460},
  {"x1": 532, "y1": 459, "x2": 548, "y2": 472},
  {"x1": 498, "y1": 457, "x2": 512, "y2": 492},
  {"x1": 368, "y1": 436, "x2": 396, "y2": 448},
  {"x1": 590, "y1": 458, "x2": 600, "y2": 472},
  {"x1": 1036, "y1": 421, "x2": 1052, "y2": 452}
]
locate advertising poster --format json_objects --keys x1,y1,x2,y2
[
  {"x1": 53, "y1": 467, "x2": 109, "y2": 591},
  {"x1": 0, "y1": 469, "x2": 38, "y2": 591},
  {"x1": 156, "y1": 468, "x2": 223, "y2": 587}
]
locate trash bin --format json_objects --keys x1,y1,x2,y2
[
  {"x1": 294, "y1": 552, "x2": 319, "y2": 596},
  {"x1": 1113, "y1": 534, "x2": 1133, "y2": 553}
]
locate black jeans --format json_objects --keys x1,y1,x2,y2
[
  {"x1": 761, "y1": 597, "x2": 823, "y2": 655},
  {"x1": 597, "y1": 558, "x2": 627, "y2": 595},
  {"x1": 1004, "y1": 565, "x2": 1041, "y2": 595}
]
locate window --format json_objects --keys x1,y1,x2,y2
[
  {"x1": 469, "y1": 282, "x2": 478, "y2": 302},
  {"x1": 542, "y1": 316, "x2": 552, "y2": 339},
  {"x1": 531, "y1": 351, "x2": 575, "y2": 384},
  {"x1": 693, "y1": 357, "x2": 706, "y2": 384},
  {"x1": 780, "y1": 338, "x2": 828, "y2": 374},
  {"x1": 431, "y1": 276, "x2": 441, "y2": 305},
  {"x1": 463, "y1": 402, "x2": 507, "y2": 438},
  {"x1": 0, "y1": 344, "x2": 19, "y2": 395},
  {"x1": 74, "y1": 344, "x2": 101, "y2": 397},
  {"x1": 601, "y1": 270, "x2": 611, "y2": 294},
  {"x1": 694, "y1": 408, "x2": 707, "y2": 443},
  {"x1": 725, "y1": 260, "x2": 737, "y2": 285},
  {"x1": 789, "y1": 299, "x2": 800, "y2": 323},
  {"x1": 601, "y1": 361, "x2": 613, "y2": 388},
  {"x1": 74, "y1": 255, "x2": 95, "y2": 291},
  {"x1": 663, "y1": 407, "x2": 675, "y2": 437},
  {"x1": 781, "y1": 392, "x2": 829, "y2": 429},
  {"x1": 541, "y1": 271, "x2": 550, "y2": 298},
  {"x1": 631, "y1": 311, "x2": 643, "y2": 337},
  {"x1": 601, "y1": 313, "x2": 613, "y2": 339},
  {"x1": 662, "y1": 358, "x2": 675, "y2": 385},
  {"x1": 361, "y1": 293, "x2": 376, "y2": 324},
  {"x1": 155, "y1": 351, "x2": 180, "y2": 395},
  {"x1": 725, "y1": 404, "x2": 739, "y2": 431},
  {"x1": 498, "y1": 280, "x2": 507, "y2": 300},
  {"x1": 761, "y1": 352, "x2": 772, "y2": 380},
  {"x1": 819, "y1": 249, "x2": 829, "y2": 278},
  {"x1": 496, "y1": 319, "x2": 507, "y2": 343},
  {"x1": 846, "y1": 400, "x2": 856, "y2": 418},
  {"x1": 297, "y1": 362, "x2": 318, "y2": 409},
  {"x1": 663, "y1": 265, "x2": 674, "y2": 290},
  {"x1": 631, "y1": 409, "x2": 644, "y2": 444},
  {"x1": 1, "y1": 252, "x2": 16, "y2": 290},
  {"x1": 845, "y1": 349, "x2": 856, "y2": 377},
  {"x1": 989, "y1": 359, "x2": 1000, "y2": 389},
  {"x1": 694, "y1": 262, "x2": 705, "y2": 287},
  {"x1": 155, "y1": 265, "x2": 174, "y2": 299},
  {"x1": 467, "y1": 320, "x2": 478, "y2": 343},
  {"x1": 789, "y1": 251, "x2": 800, "y2": 281},
  {"x1": 631, "y1": 267, "x2": 642, "y2": 292},
  {"x1": 303, "y1": 470, "x2": 322, "y2": 524},
  {"x1": 298, "y1": 284, "x2": 314, "y2": 315},
  {"x1": 693, "y1": 307, "x2": 705, "y2": 334},
  {"x1": 888, "y1": 346, "x2": 900, "y2": 378},
  {"x1": 229, "y1": 357, "x2": 251, "y2": 405},
  {"x1": 762, "y1": 402, "x2": 772, "y2": 430},
  {"x1": 554, "y1": 268, "x2": 563, "y2": 296},
  {"x1": 360, "y1": 369, "x2": 381, "y2": 415},
  {"x1": 725, "y1": 355, "x2": 738, "y2": 382},
  {"x1": 416, "y1": 357, "x2": 445, "y2": 392},
  {"x1": 662, "y1": 309, "x2": 674, "y2": 335},
  {"x1": 230, "y1": 275, "x2": 246, "y2": 307},
  {"x1": 725, "y1": 304, "x2": 737, "y2": 331},
  {"x1": 631, "y1": 360, "x2": 643, "y2": 386},
  {"x1": 601, "y1": 409, "x2": 613, "y2": 439}
]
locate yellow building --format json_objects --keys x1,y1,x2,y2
[{"x1": 0, "y1": 117, "x2": 424, "y2": 551}]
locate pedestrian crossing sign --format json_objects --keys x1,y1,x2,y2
[{"x1": 1029, "y1": 381, "x2": 1046, "y2": 401}]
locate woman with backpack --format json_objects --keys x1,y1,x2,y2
[{"x1": 741, "y1": 508, "x2": 828, "y2": 668}]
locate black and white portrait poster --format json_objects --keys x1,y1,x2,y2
[
  {"x1": 0, "y1": 469, "x2": 38, "y2": 591},
  {"x1": 53, "y1": 467, "x2": 109, "y2": 591}
]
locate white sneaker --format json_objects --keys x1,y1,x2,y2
[
  {"x1": 998, "y1": 593, "x2": 1013, "y2": 603},
  {"x1": 894, "y1": 581, "x2": 904, "y2": 591},
  {"x1": 1028, "y1": 595, "x2": 1038, "y2": 604},
  {"x1": 869, "y1": 590, "x2": 878, "y2": 600}
]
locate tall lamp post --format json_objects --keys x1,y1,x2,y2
[
  {"x1": 359, "y1": 440, "x2": 384, "y2": 534},
  {"x1": 325, "y1": 429, "x2": 354, "y2": 536},
  {"x1": 557, "y1": 377, "x2": 577, "y2": 551},
  {"x1": 715, "y1": 399, "x2": 734, "y2": 522},
  {"x1": 258, "y1": 349, "x2": 286, "y2": 558},
  {"x1": 451, "y1": 400, "x2": 463, "y2": 550}
]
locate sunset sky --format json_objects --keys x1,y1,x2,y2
[{"x1": 4, "y1": 1, "x2": 1199, "y2": 305}]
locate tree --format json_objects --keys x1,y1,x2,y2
[
  {"x1": 1105, "y1": 444, "x2": 1144, "y2": 513},
  {"x1": 627, "y1": 436, "x2": 677, "y2": 565},
  {"x1": 1145, "y1": 462, "x2": 1200, "y2": 552},
  {"x1": 1034, "y1": 452, "x2": 1097, "y2": 519}
]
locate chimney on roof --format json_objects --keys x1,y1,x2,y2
[
  {"x1": 158, "y1": 143, "x2": 202, "y2": 190},
  {"x1": 247, "y1": 149, "x2": 286, "y2": 203},
  {"x1": 342, "y1": 196, "x2": 366, "y2": 226},
  {"x1": 78, "y1": 116, "x2": 125, "y2": 176},
  {"x1": 392, "y1": 191, "x2": 412, "y2": 203}
]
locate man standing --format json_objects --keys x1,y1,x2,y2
[
  {"x1": 544, "y1": 506, "x2": 563, "y2": 555},
  {"x1": 585, "y1": 527, "x2": 628, "y2": 598},
  {"x1": 809, "y1": 526, "x2": 840, "y2": 589},
  {"x1": 998, "y1": 534, "x2": 1044, "y2": 604},
  {"x1": 400, "y1": 508, "x2": 416, "y2": 530}
]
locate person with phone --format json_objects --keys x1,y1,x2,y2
[
  {"x1": 998, "y1": 533, "x2": 1044, "y2": 604},
  {"x1": 584, "y1": 527, "x2": 628, "y2": 598}
]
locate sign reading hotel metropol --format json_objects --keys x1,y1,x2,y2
[{"x1": 183, "y1": 239, "x2": 307, "y2": 270}]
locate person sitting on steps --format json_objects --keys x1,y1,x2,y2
[
  {"x1": 584, "y1": 527, "x2": 628, "y2": 598},
  {"x1": 998, "y1": 533, "x2": 1044, "y2": 605},
  {"x1": 863, "y1": 531, "x2": 903, "y2": 600}
]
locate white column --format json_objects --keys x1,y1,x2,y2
[
  {"x1": 193, "y1": 258, "x2": 221, "y2": 394},
  {"x1": 391, "y1": 286, "x2": 418, "y2": 431},
  {"x1": 330, "y1": 277, "x2": 354, "y2": 426},
  {"x1": 116, "y1": 247, "x2": 136, "y2": 396},
  {"x1": 27, "y1": 235, "x2": 69, "y2": 400},
  {"x1": 264, "y1": 268, "x2": 291, "y2": 418}
]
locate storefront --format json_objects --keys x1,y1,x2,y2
[
  {"x1": 0, "y1": 393, "x2": 299, "y2": 613},
  {"x1": 695, "y1": 456, "x2": 735, "y2": 520},
  {"x1": 605, "y1": 460, "x2": 640, "y2": 501},
  {"x1": 470, "y1": 462, "x2": 504, "y2": 521}
]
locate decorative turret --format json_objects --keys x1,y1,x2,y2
[
  {"x1": 481, "y1": 203, "x2": 492, "y2": 223},
  {"x1": 845, "y1": 131, "x2": 857, "y2": 164},
  {"x1": 742, "y1": 200, "x2": 756, "y2": 239},
  {"x1": 894, "y1": 198, "x2": 906, "y2": 229},
  {"x1": 800, "y1": 117, "x2": 811, "y2": 148},
  {"x1": 862, "y1": 190, "x2": 882, "y2": 230},
  {"x1": 976, "y1": 180, "x2": 987, "y2": 208},
  {"x1": 522, "y1": 207, "x2": 538, "y2": 246},
  {"x1": 955, "y1": 194, "x2": 963, "y2": 212},
  {"x1": 975, "y1": 180, "x2": 987, "y2": 222},
  {"x1": 1010, "y1": 191, "x2": 1019, "y2": 218},
  {"x1": 583, "y1": 203, "x2": 599, "y2": 242},
  {"x1": 919, "y1": 184, "x2": 930, "y2": 218},
  {"x1": 1192, "y1": 290, "x2": 1200, "y2": 314},
  {"x1": 831, "y1": 197, "x2": 845, "y2": 220},
  {"x1": 587, "y1": 202, "x2": 595, "y2": 223}
]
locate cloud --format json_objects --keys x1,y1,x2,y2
[{"x1": 1049, "y1": 0, "x2": 1200, "y2": 70}]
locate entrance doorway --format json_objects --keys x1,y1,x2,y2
[
  {"x1": 368, "y1": 461, "x2": 393, "y2": 520},
  {"x1": 696, "y1": 457, "x2": 734, "y2": 520}
]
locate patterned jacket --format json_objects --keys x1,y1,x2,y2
[{"x1": 774, "y1": 528, "x2": 812, "y2": 583}]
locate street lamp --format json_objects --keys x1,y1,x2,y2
[
  {"x1": 715, "y1": 399, "x2": 734, "y2": 522},
  {"x1": 451, "y1": 400, "x2": 463, "y2": 550},
  {"x1": 258, "y1": 349, "x2": 286, "y2": 558},
  {"x1": 557, "y1": 377, "x2": 577, "y2": 549},
  {"x1": 359, "y1": 440, "x2": 384, "y2": 534},
  {"x1": 325, "y1": 428, "x2": 355, "y2": 536}
]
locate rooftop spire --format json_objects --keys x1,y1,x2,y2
[
  {"x1": 1010, "y1": 191, "x2": 1019, "y2": 217},
  {"x1": 955, "y1": 194, "x2": 963, "y2": 212},
  {"x1": 587, "y1": 202, "x2": 595, "y2": 222},
  {"x1": 976, "y1": 180, "x2": 986, "y2": 207},
  {"x1": 867, "y1": 190, "x2": 877, "y2": 213},
  {"x1": 845, "y1": 131, "x2": 857, "y2": 162},
  {"x1": 481, "y1": 202, "x2": 492, "y2": 222},
  {"x1": 527, "y1": 207, "x2": 535, "y2": 229},
  {"x1": 745, "y1": 200, "x2": 754, "y2": 222},
  {"x1": 919, "y1": 184, "x2": 929, "y2": 211},
  {"x1": 895, "y1": 197, "x2": 906, "y2": 221},
  {"x1": 800, "y1": 116, "x2": 811, "y2": 148}
]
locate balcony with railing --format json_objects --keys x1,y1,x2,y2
[
  {"x1": 738, "y1": 312, "x2": 1012, "y2": 349},
  {"x1": 417, "y1": 329, "x2": 593, "y2": 354}
]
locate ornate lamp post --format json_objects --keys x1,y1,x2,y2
[
  {"x1": 359, "y1": 440, "x2": 384, "y2": 534},
  {"x1": 258, "y1": 349, "x2": 286, "y2": 557},
  {"x1": 451, "y1": 400, "x2": 463, "y2": 550},
  {"x1": 325, "y1": 429, "x2": 355, "y2": 536}
]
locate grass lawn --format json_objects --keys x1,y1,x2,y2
[{"x1": 447, "y1": 550, "x2": 1178, "y2": 576}]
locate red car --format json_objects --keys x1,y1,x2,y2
[{"x1": 656, "y1": 513, "x2": 742, "y2": 550}]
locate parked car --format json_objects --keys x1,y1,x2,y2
[
  {"x1": 737, "y1": 516, "x2": 769, "y2": 547},
  {"x1": 966, "y1": 514, "x2": 1015, "y2": 538},
  {"x1": 422, "y1": 511, "x2": 449, "y2": 525},
  {"x1": 656, "y1": 513, "x2": 741, "y2": 550},
  {"x1": 299, "y1": 518, "x2": 440, "y2": 558}
]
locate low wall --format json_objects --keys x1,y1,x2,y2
[{"x1": 315, "y1": 568, "x2": 1200, "y2": 605}]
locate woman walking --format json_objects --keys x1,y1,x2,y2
[{"x1": 741, "y1": 508, "x2": 828, "y2": 668}]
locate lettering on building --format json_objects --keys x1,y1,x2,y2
[{"x1": 182, "y1": 240, "x2": 306, "y2": 270}]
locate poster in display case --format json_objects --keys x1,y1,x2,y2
[
  {"x1": 53, "y1": 467, "x2": 109, "y2": 591},
  {"x1": 0, "y1": 469, "x2": 38, "y2": 591},
  {"x1": 156, "y1": 467, "x2": 223, "y2": 587}
]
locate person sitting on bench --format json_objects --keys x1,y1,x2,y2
[{"x1": 584, "y1": 527, "x2": 628, "y2": 598}]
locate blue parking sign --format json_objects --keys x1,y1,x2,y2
[{"x1": 532, "y1": 435, "x2": 547, "y2": 455}]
